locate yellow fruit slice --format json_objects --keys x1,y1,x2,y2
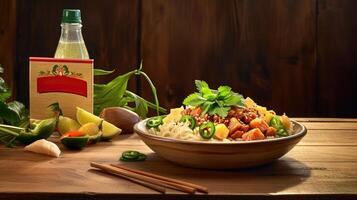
[
  {"x1": 78, "y1": 122, "x2": 100, "y2": 136},
  {"x1": 102, "y1": 121, "x2": 122, "y2": 140},
  {"x1": 57, "y1": 116, "x2": 80, "y2": 135},
  {"x1": 76, "y1": 107, "x2": 122, "y2": 140},
  {"x1": 76, "y1": 107, "x2": 102, "y2": 126},
  {"x1": 163, "y1": 107, "x2": 184, "y2": 124}
]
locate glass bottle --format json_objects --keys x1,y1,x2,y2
[{"x1": 54, "y1": 9, "x2": 89, "y2": 59}]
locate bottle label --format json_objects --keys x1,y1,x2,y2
[{"x1": 29, "y1": 57, "x2": 93, "y2": 119}]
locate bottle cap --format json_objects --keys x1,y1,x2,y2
[{"x1": 61, "y1": 9, "x2": 82, "y2": 23}]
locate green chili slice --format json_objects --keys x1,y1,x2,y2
[
  {"x1": 146, "y1": 116, "x2": 163, "y2": 129},
  {"x1": 180, "y1": 115, "x2": 196, "y2": 129},
  {"x1": 120, "y1": 150, "x2": 147, "y2": 162},
  {"x1": 269, "y1": 116, "x2": 289, "y2": 137},
  {"x1": 199, "y1": 121, "x2": 216, "y2": 139}
]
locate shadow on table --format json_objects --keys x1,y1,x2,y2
[{"x1": 111, "y1": 154, "x2": 311, "y2": 194}]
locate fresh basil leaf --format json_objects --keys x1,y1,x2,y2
[
  {"x1": 94, "y1": 68, "x2": 115, "y2": 76},
  {"x1": 223, "y1": 93, "x2": 244, "y2": 106},
  {"x1": 195, "y1": 80, "x2": 209, "y2": 92},
  {"x1": 200, "y1": 101, "x2": 214, "y2": 115},
  {"x1": 217, "y1": 86, "x2": 231, "y2": 99},
  {"x1": 201, "y1": 88, "x2": 216, "y2": 101},
  {"x1": 208, "y1": 106, "x2": 230, "y2": 118},
  {"x1": 183, "y1": 93, "x2": 206, "y2": 106}
]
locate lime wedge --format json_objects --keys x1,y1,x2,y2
[
  {"x1": 76, "y1": 107, "x2": 102, "y2": 125},
  {"x1": 102, "y1": 121, "x2": 122, "y2": 140},
  {"x1": 76, "y1": 107, "x2": 122, "y2": 140}
]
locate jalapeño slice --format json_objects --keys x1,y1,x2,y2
[
  {"x1": 146, "y1": 116, "x2": 164, "y2": 129},
  {"x1": 180, "y1": 115, "x2": 196, "y2": 129},
  {"x1": 199, "y1": 121, "x2": 216, "y2": 139},
  {"x1": 120, "y1": 150, "x2": 147, "y2": 162}
]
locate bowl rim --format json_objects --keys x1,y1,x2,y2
[{"x1": 134, "y1": 119, "x2": 307, "y2": 145}]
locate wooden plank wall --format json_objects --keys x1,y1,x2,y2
[
  {"x1": 0, "y1": 1, "x2": 16, "y2": 97},
  {"x1": 317, "y1": 0, "x2": 357, "y2": 117},
  {"x1": 15, "y1": 0, "x2": 139, "y2": 105},
  {"x1": 140, "y1": 0, "x2": 317, "y2": 117},
  {"x1": 0, "y1": 0, "x2": 356, "y2": 117}
]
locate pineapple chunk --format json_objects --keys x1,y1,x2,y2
[
  {"x1": 163, "y1": 107, "x2": 184, "y2": 124},
  {"x1": 214, "y1": 124, "x2": 230, "y2": 140},
  {"x1": 245, "y1": 97, "x2": 257, "y2": 108}
]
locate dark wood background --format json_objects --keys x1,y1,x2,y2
[{"x1": 0, "y1": 0, "x2": 356, "y2": 117}]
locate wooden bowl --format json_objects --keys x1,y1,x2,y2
[{"x1": 134, "y1": 119, "x2": 307, "y2": 169}]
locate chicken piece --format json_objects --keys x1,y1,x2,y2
[
  {"x1": 241, "y1": 124, "x2": 250, "y2": 132},
  {"x1": 230, "y1": 130, "x2": 245, "y2": 139},
  {"x1": 266, "y1": 127, "x2": 277, "y2": 137},
  {"x1": 249, "y1": 118, "x2": 269, "y2": 133},
  {"x1": 242, "y1": 128, "x2": 265, "y2": 141},
  {"x1": 228, "y1": 117, "x2": 241, "y2": 135}
]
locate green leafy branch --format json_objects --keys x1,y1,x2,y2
[
  {"x1": 93, "y1": 62, "x2": 166, "y2": 118},
  {"x1": 183, "y1": 80, "x2": 244, "y2": 118}
]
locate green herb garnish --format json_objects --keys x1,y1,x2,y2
[
  {"x1": 183, "y1": 80, "x2": 244, "y2": 118},
  {"x1": 0, "y1": 65, "x2": 28, "y2": 127},
  {"x1": 93, "y1": 62, "x2": 166, "y2": 118}
]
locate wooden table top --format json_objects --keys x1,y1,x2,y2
[{"x1": 0, "y1": 118, "x2": 356, "y2": 200}]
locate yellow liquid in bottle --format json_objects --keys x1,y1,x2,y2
[{"x1": 54, "y1": 41, "x2": 89, "y2": 59}]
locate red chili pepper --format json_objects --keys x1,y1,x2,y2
[{"x1": 61, "y1": 131, "x2": 85, "y2": 139}]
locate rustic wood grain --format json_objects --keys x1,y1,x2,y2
[
  {"x1": 302, "y1": 122, "x2": 357, "y2": 130},
  {"x1": 140, "y1": 0, "x2": 317, "y2": 117},
  {"x1": 294, "y1": 118, "x2": 357, "y2": 122},
  {"x1": 317, "y1": 0, "x2": 357, "y2": 117},
  {"x1": 0, "y1": 121, "x2": 356, "y2": 199},
  {"x1": 0, "y1": 0, "x2": 16, "y2": 97},
  {"x1": 15, "y1": 0, "x2": 139, "y2": 105}
]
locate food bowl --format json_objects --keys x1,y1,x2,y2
[{"x1": 134, "y1": 119, "x2": 307, "y2": 169}]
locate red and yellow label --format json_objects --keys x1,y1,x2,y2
[{"x1": 30, "y1": 57, "x2": 93, "y2": 119}]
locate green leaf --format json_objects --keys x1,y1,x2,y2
[
  {"x1": 195, "y1": 80, "x2": 209, "y2": 92},
  {"x1": 93, "y1": 63, "x2": 165, "y2": 117},
  {"x1": 223, "y1": 93, "x2": 244, "y2": 106},
  {"x1": 94, "y1": 68, "x2": 115, "y2": 76},
  {"x1": 183, "y1": 93, "x2": 205, "y2": 106},
  {"x1": 200, "y1": 101, "x2": 214, "y2": 115},
  {"x1": 208, "y1": 106, "x2": 230, "y2": 118},
  {"x1": 0, "y1": 101, "x2": 28, "y2": 126},
  {"x1": 0, "y1": 102, "x2": 19, "y2": 125},
  {"x1": 7, "y1": 101, "x2": 29, "y2": 126},
  {"x1": 217, "y1": 86, "x2": 231, "y2": 99},
  {"x1": 125, "y1": 90, "x2": 166, "y2": 114},
  {"x1": 47, "y1": 102, "x2": 63, "y2": 116},
  {"x1": 134, "y1": 97, "x2": 148, "y2": 119},
  {"x1": 0, "y1": 77, "x2": 11, "y2": 102}
]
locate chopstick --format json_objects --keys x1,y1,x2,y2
[
  {"x1": 90, "y1": 162, "x2": 196, "y2": 194},
  {"x1": 91, "y1": 168, "x2": 166, "y2": 194},
  {"x1": 111, "y1": 163, "x2": 208, "y2": 193}
]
